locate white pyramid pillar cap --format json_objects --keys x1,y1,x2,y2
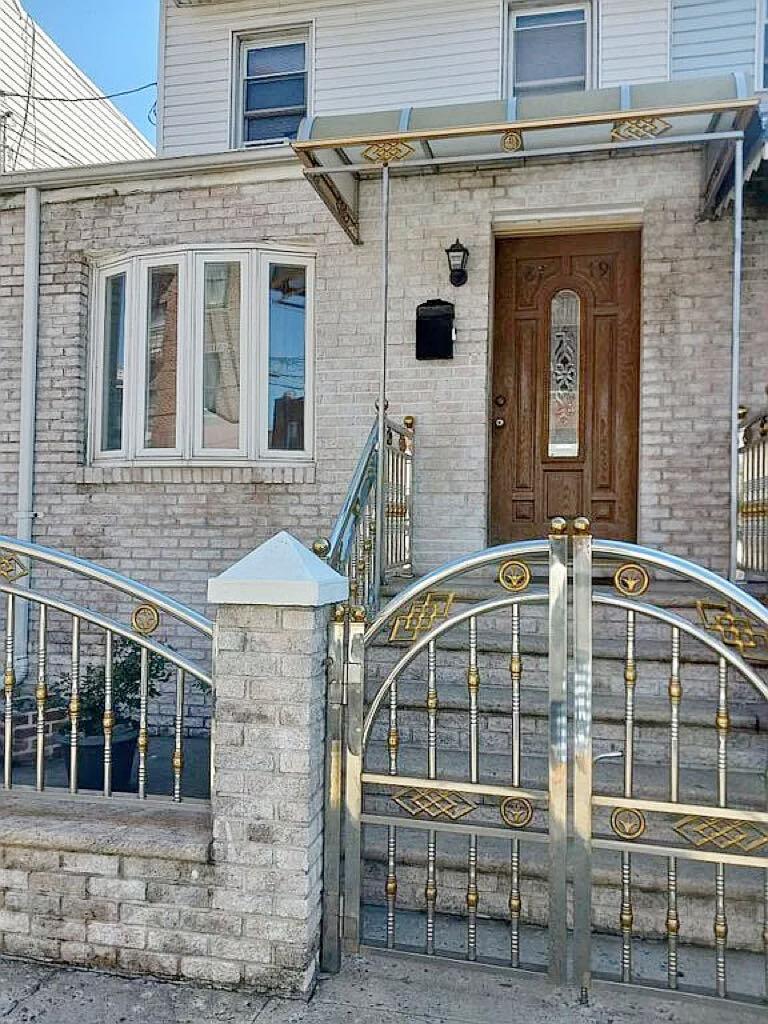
[{"x1": 207, "y1": 531, "x2": 349, "y2": 607}]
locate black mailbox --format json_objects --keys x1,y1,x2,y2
[{"x1": 416, "y1": 299, "x2": 455, "y2": 360}]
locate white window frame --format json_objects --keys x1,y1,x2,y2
[
  {"x1": 88, "y1": 245, "x2": 315, "y2": 466},
  {"x1": 506, "y1": 2, "x2": 594, "y2": 98},
  {"x1": 232, "y1": 27, "x2": 312, "y2": 150}
]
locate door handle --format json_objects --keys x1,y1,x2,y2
[{"x1": 494, "y1": 417, "x2": 506, "y2": 429}]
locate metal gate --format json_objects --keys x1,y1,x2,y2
[{"x1": 322, "y1": 517, "x2": 768, "y2": 1008}]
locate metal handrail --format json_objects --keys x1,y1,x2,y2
[{"x1": 326, "y1": 422, "x2": 378, "y2": 569}]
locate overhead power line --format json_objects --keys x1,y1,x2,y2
[{"x1": 0, "y1": 82, "x2": 157, "y2": 103}]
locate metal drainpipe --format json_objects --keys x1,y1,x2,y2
[
  {"x1": 374, "y1": 164, "x2": 390, "y2": 604},
  {"x1": 729, "y1": 139, "x2": 744, "y2": 581},
  {"x1": 15, "y1": 185, "x2": 41, "y2": 682}
]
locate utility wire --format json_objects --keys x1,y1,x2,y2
[{"x1": 0, "y1": 82, "x2": 157, "y2": 103}]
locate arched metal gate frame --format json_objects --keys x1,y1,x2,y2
[{"x1": 322, "y1": 518, "x2": 768, "y2": 1008}]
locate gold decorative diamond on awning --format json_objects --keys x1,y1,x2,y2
[
  {"x1": 611, "y1": 116, "x2": 671, "y2": 141},
  {"x1": 0, "y1": 551, "x2": 28, "y2": 584},
  {"x1": 388, "y1": 591, "x2": 455, "y2": 643},
  {"x1": 393, "y1": 787, "x2": 475, "y2": 821},
  {"x1": 362, "y1": 139, "x2": 415, "y2": 163},
  {"x1": 674, "y1": 814, "x2": 768, "y2": 854}
]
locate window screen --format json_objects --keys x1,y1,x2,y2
[{"x1": 512, "y1": 8, "x2": 587, "y2": 96}]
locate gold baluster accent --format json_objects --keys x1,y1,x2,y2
[
  {"x1": 620, "y1": 610, "x2": 636, "y2": 982},
  {"x1": 172, "y1": 668, "x2": 185, "y2": 802},
  {"x1": 667, "y1": 627, "x2": 681, "y2": 988},
  {"x1": 467, "y1": 615, "x2": 480, "y2": 961},
  {"x1": 69, "y1": 616, "x2": 80, "y2": 794},
  {"x1": 3, "y1": 594, "x2": 15, "y2": 790},
  {"x1": 103, "y1": 631, "x2": 114, "y2": 797},
  {"x1": 425, "y1": 639, "x2": 438, "y2": 955},
  {"x1": 714, "y1": 656, "x2": 729, "y2": 997},
  {"x1": 137, "y1": 647, "x2": 149, "y2": 800},
  {"x1": 35, "y1": 606, "x2": 47, "y2": 792},
  {"x1": 510, "y1": 604, "x2": 522, "y2": 967}
]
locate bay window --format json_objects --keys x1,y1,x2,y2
[{"x1": 90, "y1": 247, "x2": 314, "y2": 463}]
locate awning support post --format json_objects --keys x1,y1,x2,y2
[
  {"x1": 374, "y1": 164, "x2": 391, "y2": 601},
  {"x1": 729, "y1": 137, "x2": 744, "y2": 581}
]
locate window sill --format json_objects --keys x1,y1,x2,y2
[{"x1": 77, "y1": 462, "x2": 316, "y2": 486}]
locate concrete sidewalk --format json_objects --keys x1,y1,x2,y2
[{"x1": 0, "y1": 952, "x2": 764, "y2": 1024}]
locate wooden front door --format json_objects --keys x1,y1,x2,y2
[{"x1": 491, "y1": 231, "x2": 641, "y2": 542}]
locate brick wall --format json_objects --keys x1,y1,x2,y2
[{"x1": 0, "y1": 147, "x2": 755, "y2": 600}]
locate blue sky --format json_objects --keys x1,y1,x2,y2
[{"x1": 23, "y1": 0, "x2": 159, "y2": 145}]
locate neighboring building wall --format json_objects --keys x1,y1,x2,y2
[
  {"x1": 600, "y1": 0, "x2": 671, "y2": 85},
  {"x1": 740, "y1": 197, "x2": 768, "y2": 412},
  {"x1": 671, "y1": 0, "x2": 759, "y2": 79},
  {"x1": 0, "y1": 0, "x2": 153, "y2": 172}
]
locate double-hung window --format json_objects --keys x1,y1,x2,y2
[
  {"x1": 91, "y1": 248, "x2": 313, "y2": 463},
  {"x1": 761, "y1": 1, "x2": 768, "y2": 90},
  {"x1": 237, "y1": 33, "x2": 308, "y2": 146},
  {"x1": 509, "y1": 5, "x2": 590, "y2": 97}
]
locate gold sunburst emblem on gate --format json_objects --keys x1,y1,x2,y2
[
  {"x1": 613, "y1": 564, "x2": 650, "y2": 598},
  {"x1": 498, "y1": 560, "x2": 531, "y2": 593},
  {"x1": 500, "y1": 796, "x2": 533, "y2": 829}
]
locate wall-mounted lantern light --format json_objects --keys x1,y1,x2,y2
[{"x1": 446, "y1": 238, "x2": 469, "y2": 287}]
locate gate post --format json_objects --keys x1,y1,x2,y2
[{"x1": 207, "y1": 532, "x2": 348, "y2": 997}]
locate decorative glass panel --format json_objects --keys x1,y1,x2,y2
[
  {"x1": 548, "y1": 289, "x2": 580, "y2": 458},
  {"x1": 268, "y1": 264, "x2": 306, "y2": 451},
  {"x1": 101, "y1": 273, "x2": 126, "y2": 452},
  {"x1": 144, "y1": 266, "x2": 179, "y2": 449},
  {"x1": 202, "y1": 262, "x2": 241, "y2": 449}
]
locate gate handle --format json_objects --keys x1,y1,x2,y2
[{"x1": 593, "y1": 750, "x2": 623, "y2": 764}]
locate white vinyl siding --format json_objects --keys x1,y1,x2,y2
[
  {"x1": 671, "y1": 0, "x2": 758, "y2": 79},
  {"x1": 0, "y1": 0, "x2": 153, "y2": 171},
  {"x1": 600, "y1": 0, "x2": 671, "y2": 85},
  {"x1": 159, "y1": 0, "x2": 501, "y2": 157}
]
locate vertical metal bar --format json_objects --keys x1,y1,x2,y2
[
  {"x1": 69, "y1": 616, "x2": 80, "y2": 794},
  {"x1": 620, "y1": 609, "x2": 637, "y2": 982},
  {"x1": 373, "y1": 163, "x2": 391, "y2": 598},
  {"x1": 425, "y1": 639, "x2": 437, "y2": 955},
  {"x1": 667, "y1": 627, "x2": 681, "y2": 989},
  {"x1": 547, "y1": 518, "x2": 569, "y2": 985},
  {"x1": 467, "y1": 616, "x2": 480, "y2": 961},
  {"x1": 343, "y1": 609, "x2": 366, "y2": 952},
  {"x1": 321, "y1": 607, "x2": 346, "y2": 973},
  {"x1": 404, "y1": 417, "x2": 414, "y2": 575},
  {"x1": 509, "y1": 603, "x2": 522, "y2": 967},
  {"x1": 172, "y1": 668, "x2": 185, "y2": 802},
  {"x1": 714, "y1": 656, "x2": 729, "y2": 997},
  {"x1": 729, "y1": 137, "x2": 744, "y2": 581},
  {"x1": 103, "y1": 631, "x2": 114, "y2": 797},
  {"x1": 572, "y1": 517, "x2": 593, "y2": 1002},
  {"x1": 137, "y1": 647, "x2": 149, "y2": 800},
  {"x1": 3, "y1": 594, "x2": 15, "y2": 790},
  {"x1": 35, "y1": 605, "x2": 47, "y2": 792}
]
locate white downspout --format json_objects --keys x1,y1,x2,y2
[
  {"x1": 729, "y1": 140, "x2": 744, "y2": 582},
  {"x1": 15, "y1": 185, "x2": 40, "y2": 682}
]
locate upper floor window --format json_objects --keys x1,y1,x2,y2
[
  {"x1": 509, "y1": 5, "x2": 590, "y2": 97},
  {"x1": 91, "y1": 248, "x2": 314, "y2": 464},
  {"x1": 761, "y1": 1, "x2": 768, "y2": 89},
  {"x1": 236, "y1": 32, "x2": 308, "y2": 146}
]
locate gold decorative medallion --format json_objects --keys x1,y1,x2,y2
[
  {"x1": 500, "y1": 796, "x2": 534, "y2": 829},
  {"x1": 610, "y1": 807, "x2": 646, "y2": 841},
  {"x1": 393, "y1": 787, "x2": 475, "y2": 821},
  {"x1": 697, "y1": 601, "x2": 768, "y2": 660},
  {"x1": 611, "y1": 116, "x2": 671, "y2": 142},
  {"x1": 361, "y1": 139, "x2": 415, "y2": 163},
  {"x1": 674, "y1": 814, "x2": 768, "y2": 854},
  {"x1": 0, "y1": 551, "x2": 28, "y2": 584},
  {"x1": 498, "y1": 560, "x2": 532, "y2": 594},
  {"x1": 613, "y1": 564, "x2": 650, "y2": 598},
  {"x1": 131, "y1": 604, "x2": 160, "y2": 636},
  {"x1": 389, "y1": 592, "x2": 455, "y2": 643},
  {"x1": 501, "y1": 129, "x2": 523, "y2": 153}
]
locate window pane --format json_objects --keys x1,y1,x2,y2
[
  {"x1": 202, "y1": 262, "x2": 241, "y2": 450},
  {"x1": 245, "y1": 112, "x2": 304, "y2": 142},
  {"x1": 514, "y1": 19, "x2": 586, "y2": 92},
  {"x1": 245, "y1": 74, "x2": 306, "y2": 113},
  {"x1": 517, "y1": 9, "x2": 585, "y2": 27},
  {"x1": 101, "y1": 273, "x2": 126, "y2": 452},
  {"x1": 144, "y1": 266, "x2": 179, "y2": 449},
  {"x1": 247, "y1": 42, "x2": 305, "y2": 77},
  {"x1": 548, "y1": 290, "x2": 580, "y2": 458},
  {"x1": 268, "y1": 264, "x2": 306, "y2": 451}
]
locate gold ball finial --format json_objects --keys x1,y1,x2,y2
[
  {"x1": 312, "y1": 537, "x2": 330, "y2": 559},
  {"x1": 403, "y1": 415, "x2": 415, "y2": 430},
  {"x1": 738, "y1": 405, "x2": 748, "y2": 420},
  {"x1": 351, "y1": 606, "x2": 367, "y2": 624},
  {"x1": 573, "y1": 516, "x2": 591, "y2": 535},
  {"x1": 550, "y1": 517, "x2": 568, "y2": 535}
]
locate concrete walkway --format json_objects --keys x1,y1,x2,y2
[{"x1": 0, "y1": 953, "x2": 765, "y2": 1024}]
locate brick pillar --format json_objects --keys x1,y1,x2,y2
[{"x1": 207, "y1": 531, "x2": 348, "y2": 997}]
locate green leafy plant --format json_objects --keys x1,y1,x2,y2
[{"x1": 53, "y1": 637, "x2": 174, "y2": 737}]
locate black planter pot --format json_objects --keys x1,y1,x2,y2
[{"x1": 58, "y1": 726, "x2": 138, "y2": 793}]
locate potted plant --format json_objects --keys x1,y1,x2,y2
[{"x1": 54, "y1": 638, "x2": 173, "y2": 792}]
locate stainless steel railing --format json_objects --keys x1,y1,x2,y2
[
  {"x1": 738, "y1": 404, "x2": 768, "y2": 577},
  {"x1": 0, "y1": 536, "x2": 212, "y2": 802},
  {"x1": 315, "y1": 415, "x2": 414, "y2": 616}
]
